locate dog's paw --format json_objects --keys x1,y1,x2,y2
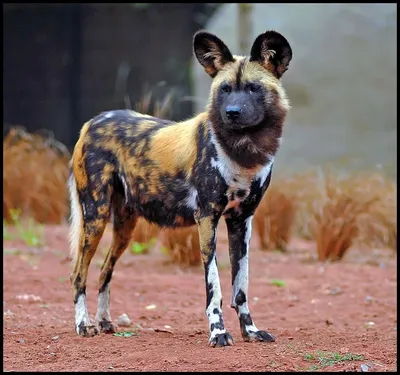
[
  {"x1": 97, "y1": 320, "x2": 117, "y2": 334},
  {"x1": 243, "y1": 329, "x2": 275, "y2": 343},
  {"x1": 76, "y1": 320, "x2": 99, "y2": 337},
  {"x1": 209, "y1": 332, "x2": 234, "y2": 347}
]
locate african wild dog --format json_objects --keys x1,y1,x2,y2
[{"x1": 69, "y1": 29, "x2": 292, "y2": 347}]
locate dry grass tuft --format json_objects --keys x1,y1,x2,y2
[
  {"x1": 161, "y1": 226, "x2": 201, "y2": 267},
  {"x1": 134, "y1": 87, "x2": 174, "y2": 119},
  {"x1": 131, "y1": 218, "x2": 160, "y2": 245},
  {"x1": 348, "y1": 173, "x2": 396, "y2": 250},
  {"x1": 309, "y1": 171, "x2": 395, "y2": 261},
  {"x1": 3, "y1": 127, "x2": 70, "y2": 224},
  {"x1": 253, "y1": 169, "x2": 396, "y2": 261},
  {"x1": 254, "y1": 184, "x2": 297, "y2": 251}
]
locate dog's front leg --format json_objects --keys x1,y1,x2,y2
[
  {"x1": 226, "y1": 214, "x2": 276, "y2": 343},
  {"x1": 196, "y1": 214, "x2": 233, "y2": 347}
]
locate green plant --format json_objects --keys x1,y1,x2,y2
[
  {"x1": 303, "y1": 350, "x2": 364, "y2": 371},
  {"x1": 4, "y1": 208, "x2": 44, "y2": 247},
  {"x1": 130, "y1": 237, "x2": 157, "y2": 255},
  {"x1": 112, "y1": 331, "x2": 137, "y2": 338},
  {"x1": 270, "y1": 279, "x2": 286, "y2": 287},
  {"x1": 3, "y1": 220, "x2": 13, "y2": 240},
  {"x1": 3, "y1": 248, "x2": 22, "y2": 256}
]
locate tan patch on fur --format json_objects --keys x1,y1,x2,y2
[
  {"x1": 196, "y1": 216, "x2": 215, "y2": 263},
  {"x1": 101, "y1": 164, "x2": 114, "y2": 185},
  {"x1": 71, "y1": 122, "x2": 91, "y2": 191},
  {"x1": 148, "y1": 113, "x2": 206, "y2": 176},
  {"x1": 242, "y1": 61, "x2": 290, "y2": 111}
]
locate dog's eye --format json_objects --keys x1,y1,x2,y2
[
  {"x1": 220, "y1": 84, "x2": 232, "y2": 94},
  {"x1": 248, "y1": 83, "x2": 262, "y2": 93}
]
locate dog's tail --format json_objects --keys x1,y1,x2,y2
[{"x1": 68, "y1": 122, "x2": 91, "y2": 265}]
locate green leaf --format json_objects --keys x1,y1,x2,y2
[
  {"x1": 113, "y1": 331, "x2": 136, "y2": 337},
  {"x1": 131, "y1": 242, "x2": 146, "y2": 254},
  {"x1": 9, "y1": 208, "x2": 22, "y2": 223},
  {"x1": 270, "y1": 279, "x2": 286, "y2": 287}
]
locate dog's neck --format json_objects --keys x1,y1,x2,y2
[{"x1": 207, "y1": 117, "x2": 283, "y2": 170}]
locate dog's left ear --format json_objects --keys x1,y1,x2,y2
[{"x1": 249, "y1": 30, "x2": 292, "y2": 79}]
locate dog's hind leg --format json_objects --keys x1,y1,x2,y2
[
  {"x1": 95, "y1": 188, "x2": 137, "y2": 334},
  {"x1": 69, "y1": 176, "x2": 110, "y2": 337},
  {"x1": 226, "y1": 215, "x2": 275, "y2": 343}
]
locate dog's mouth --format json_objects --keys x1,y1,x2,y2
[
  {"x1": 223, "y1": 122, "x2": 266, "y2": 137},
  {"x1": 221, "y1": 112, "x2": 265, "y2": 130},
  {"x1": 224, "y1": 120, "x2": 265, "y2": 133}
]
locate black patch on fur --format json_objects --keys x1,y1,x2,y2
[
  {"x1": 73, "y1": 286, "x2": 86, "y2": 304},
  {"x1": 236, "y1": 59, "x2": 246, "y2": 90},
  {"x1": 225, "y1": 218, "x2": 248, "y2": 286},
  {"x1": 210, "y1": 308, "x2": 225, "y2": 332},
  {"x1": 206, "y1": 282, "x2": 214, "y2": 310},
  {"x1": 240, "y1": 313, "x2": 253, "y2": 326},
  {"x1": 99, "y1": 269, "x2": 113, "y2": 293},
  {"x1": 236, "y1": 189, "x2": 247, "y2": 198},
  {"x1": 235, "y1": 289, "x2": 247, "y2": 306}
]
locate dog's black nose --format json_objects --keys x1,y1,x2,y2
[{"x1": 226, "y1": 105, "x2": 241, "y2": 120}]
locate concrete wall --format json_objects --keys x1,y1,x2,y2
[
  {"x1": 3, "y1": 4, "x2": 220, "y2": 149},
  {"x1": 193, "y1": 4, "x2": 396, "y2": 177}
]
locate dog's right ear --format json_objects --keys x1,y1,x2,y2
[{"x1": 193, "y1": 31, "x2": 234, "y2": 78}]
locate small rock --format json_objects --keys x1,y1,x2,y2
[
  {"x1": 51, "y1": 335, "x2": 59, "y2": 341},
  {"x1": 328, "y1": 287, "x2": 342, "y2": 296},
  {"x1": 17, "y1": 338, "x2": 25, "y2": 344},
  {"x1": 145, "y1": 304, "x2": 156, "y2": 310},
  {"x1": 325, "y1": 319, "x2": 334, "y2": 326},
  {"x1": 360, "y1": 364, "x2": 370, "y2": 372},
  {"x1": 108, "y1": 365, "x2": 114, "y2": 370},
  {"x1": 154, "y1": 327, "x2": 173, "y2": 334},
  {"x1": 4, "y1": 309, "x2": 15, "y2": 318},
  {"x1": 365, "y1": 321, "x2": 375, "y2": 328},
  {"x1": 340, "y1": 347, "x2": 349, "y2": 354},
  {"x1": 116, "y1": 313, "x2": 131, "y2": 327},
  {"x1": 16, "y1": 294, "x2": 42, "y2": 302},
  {"x1": 365, "y1": 296, "x2": 373, "y2": 302},
  {"x1": 50, "y1": 352, "x2": 55, "y2": 356}
]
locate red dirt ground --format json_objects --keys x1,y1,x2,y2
[{"x1": 3, "y1": 224, "x2": 397, "y2": 372}]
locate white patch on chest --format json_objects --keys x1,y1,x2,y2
[{"x1": 210, "y1": 130, "x2": 275, "y2": 216}]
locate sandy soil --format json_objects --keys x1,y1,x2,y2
[{"x1": 3, "y1": 224, "x2": 397, "y2": 372}]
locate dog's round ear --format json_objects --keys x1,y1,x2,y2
[
  {"x1": 193, "y1": 30, "x2": 234, "y2": 78},
  {"x1": 250, "y1": 30, "x2": 292, "y2": 79}
]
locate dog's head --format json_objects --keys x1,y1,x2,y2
[{"x1": 193, "y1": 30, "x2": 292, "y2": 131}]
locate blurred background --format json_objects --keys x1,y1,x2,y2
[
  {"x1": 3, "y1": 3, "x2": 397, "y2": 263},
  {"x1": 3, "y1": 3, "x2": 396, "y2": 177}
]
